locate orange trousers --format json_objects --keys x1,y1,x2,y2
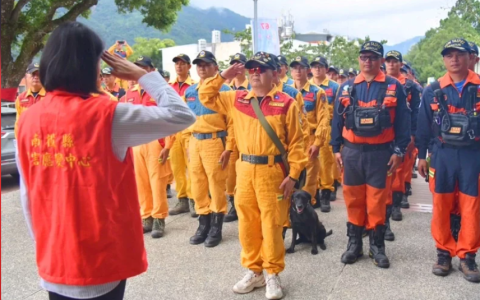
[
  {"x1": 170, "y1": 132, "x2": 191, "y2": 199},
  {"x1": 342, "y1": 145, "x2": 391, "y2": 230},
  {"x1": 392, "y1": 148, "x2": 418, "y2": 193},
  {"x1": 133, "y1": 141, "x2": 171, "y2": 219},
  {"x1": 226, "y1": 147, "x2": 239, "y2": 196},
  {"x1": 189, "y1": 136, "x2": 228, "y2": 215},
  {"x1": 236, "y1": 160, "x2": 290, "y2": 274},
  {"x1": 429, "y1": 147, "x2": 480, "y2": 259},
  {"x1": 302, "y1": 135, "x2": 320, "y2": 204}
]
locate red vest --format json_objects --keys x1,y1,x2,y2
[{"x1": 17, "y1": 91, "x2": 147, "y2": 285}]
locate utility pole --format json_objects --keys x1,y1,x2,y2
[{"x1": 253, "y1": 0, "x2": 258, "y2": 53}]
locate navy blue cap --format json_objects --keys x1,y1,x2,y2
[
  {"x1": 338, "y1": 69, "x2": 348, "y2": 77},
  {"x1": 468, "y1": 41, "x2": 479, "y2": 55},
  {"x1": 135, "y1": 56, "x2": 154, "y2": 68},
  {"x1": 277, "y1": 55, "x2": 288, "y2": 66},
  {"x1": 173, "y1": 54, "x2": 191, "y2": 64},
  {"x1": 26, "y1": 62, "x2": 40, "y2": 74},
  {"x1": 245, "y1": 52, "x2": 277, "y2": 70},
  {"x1": 290, "y1": 56, "x2": 310, "y2": 68},
  {"x1": 385, "y1": 50, "x2": 403, "y2": 62},
  {"x1": 348, "y1": 68, "x2": 357, "y2": 76},
  {"x1": 101, "y1": 67, "x2": 113, "y2": 75},
  {"x1": 441, "y1": 38, "x2": 471, "y2": 56},
  {"x1": 269, "y1": 53, "x2": 281, "y2": 70},
  {"x1": 193, "y1": 50, "x2": 218, "y2": 65},
  {"x1": 310, "y1": 56, "x2": 328, "y2": 68},
  {"x1": 400, "y1": 66, "x2": 409, "y2": 74},
  {"x1": 230, "y1": 53, "x2": 247, "y2": 64},
  {"x1": 328, "y1": 66, "x2": 339, "y2": 74},
  {"x1": 359, "y1": 41, "x2": 384, "y2": 56}
]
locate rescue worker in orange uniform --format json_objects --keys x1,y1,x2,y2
[
  {"x1": 101, "y1": 67, "x2": 126, "y2": 100},
  {"x1": 14, "y1": 63, "x2": 46, "y2": 138},
  {"x1": 168, "y1": 54, "x2": 198, "y2": 217},
  {"x1": 332, "y1": 41, "x2": 411, "y2": 269},
  {"x1": 310, "y1": 56, "x2": 340, "y2": 203},
  {"x1": 120, "y1": 56, "x2": 174, "y2": 239},
  {"x1": 199, "y1": 52, "x2": 307, "y2": 300},
  {"x1": 277, "y1": 55, "x2": 294, "y2": 85},
  {"x1": 186, "y1": 50, "x2": 233, "y2": 248},
  {"x1": 416, "y1": 39, "x2": 480, "y2": 283},
  {"x1": 384, "y1": 50, "x2": 421, "y2": 241},
  {"x1": 291, "y1": 56, "x2": 331, "y2": 212},
  {"x1": 224, "y1": 53, "x2": 251, "y2": 223}
]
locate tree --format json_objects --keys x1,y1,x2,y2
[
  {"x1": 405, "y1": 15, "x2": 480, "y2": 83},
  {"x1": 446, "y1": 0, "x2": 480, "y2": 33},
  {"x1": 1, "y1": 0, "x2": 188, "y2": 89},
  {"x1": 218, "y1": 27, "x2": 253, "y2": 70},
  {"x1": 128, "y1": 37, "x2": 175, "y2": 70}
]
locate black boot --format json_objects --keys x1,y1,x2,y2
[
  {"x1": 205, "y1": 213, "x2": 224, "y2": 247},
  {"x1": 368, "y1": 225, "x2": 390, "y2": 268},
  {"x1": 432, "y1": 249, "x2": 452, "y2": 277},
  {"x1": 313, "y1": 189, "x2": 321, "y2": 208},
  {"x1": 391, "y1": 192, "x2": 403, "y2": 221},
  {"x1": 189, "y1": 214, "x2": 211, "y2": 245},
  {"x1": 341, "y1": 222, "x2": 364, "y2": 264},
  {"x1": 166, "y1": 184, "x2": 173, "y2": 198},
  {"x1": 385, "y1": 205, "x2": 395, "y2": 241},
  {"x1": 401, "y1": 183, "x2": 411, "y2": 209},
  {"x1": 405, "y1": 182, "x2": 412, "y2": 196},
  {"x1": 320, "y1": 190, "x2": 331, "y2": 213},
  {"x1": 330, "y1": 180, "x2": 339, "y2": 201},
  {"x1": 224, "y1": 195, "x2": 238, "y2": 222}
]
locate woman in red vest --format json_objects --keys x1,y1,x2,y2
[{"x1": 16, "y1": 22, "x2": 195, "y2": 300}]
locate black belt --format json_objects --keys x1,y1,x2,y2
[
  {"x1": 193, "y1": 131, "x2": 227, "y2": 140},
  {"x1": 344, "y1": 140, "x2": 391, "y2": 152},
  {"x1": 241, "y1": 154, "x2": 283, "y2": 165},
  {"x1": 440, "y1": 142, "x2": 480, "y2": 150}
]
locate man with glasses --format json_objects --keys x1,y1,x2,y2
[
  {"x1": 416, "y1": 39, "x2": 480, "y2": 283},
  {"x1": 310, "y1": 56, "x2": 341, "y2": 204},
  {"x1": 198, "y1": 51, "x2": 307, "y2": 300},
  {"x1": 384, "y1": 50, "x2": 421, "y2": 241},
  {"x1": 331, "y1": 41, "x2": 410, "y2": 269},
  {"x1": 186, "y1": 50, "x2": 233, "y2": 248},
  {"x1": 169, "y1": 54, "x2": 197, "y2": 217},
  {"x1": 291, "y1": 56, "x2": 331, "y2": 212}
]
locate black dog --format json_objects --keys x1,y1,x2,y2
[{"x1": 287, "y1": 190, "x2": 333, "y2": 255}]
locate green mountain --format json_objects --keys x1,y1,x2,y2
[{"x1": 78, "y1": 0, "x2": 251, "y2": 46}]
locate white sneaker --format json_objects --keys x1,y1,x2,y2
[
  {"x1": 233, "y1": 270, "x2": 266, "y2": 294},
  {"x1": 265, "y1": 274, "x2": 283, "y2": 300}
]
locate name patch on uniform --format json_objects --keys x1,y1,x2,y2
[
  {"x1": 237, "y1": 97, "x2": 250, "y2": 104},
  {"x1": 269, "y1": 102, "x2": 285, "y2": 107},
  {"x1": 187, "y1": 97, "x2": 196, "y2": 102},
  {"x1": 449, "y1": 127, "x2": 462, "y2": 134},
  {"x1": 386, "y1": 90, "x2": 396, "y2": 96},
  {"x1": 360, "y1": 118, "x2": 374, "y2": 125},
  {"x1": 304, "y1": 92, "x2": 314, "y2": 101}
]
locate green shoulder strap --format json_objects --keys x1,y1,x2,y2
[{"x1": 250, "y1": 97, "x2": 290, "y2": 172}]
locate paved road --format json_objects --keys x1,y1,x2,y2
[{"x1": 3, "y1": 179, "x2": 477, "y2": 300}]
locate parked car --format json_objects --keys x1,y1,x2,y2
[{"x1": 2, "y1": 106, "x2": 19, "y2": 180}]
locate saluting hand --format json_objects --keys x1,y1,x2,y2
[
  {"x1": 221, "y1": 63, "x2": 245, "y2": 80},
  {"x1": 219, "y1": 150, "x2": 231, "y2": 170},
  {"x1": 102, "y1": 51, "x2": 147, "y2": 81}
]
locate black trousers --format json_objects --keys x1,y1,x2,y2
[{"x1": 48, "y1": 280, "x2": 126, "y2": 300}]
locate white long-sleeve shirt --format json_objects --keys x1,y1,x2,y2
[{"x1": 16, "y1": 71, "x2": 195, "y2": 299}]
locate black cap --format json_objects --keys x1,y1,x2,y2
[
  {"x1": 173, "y1": 54, "x2": 191, "y2": 64},
  {"x1": 385, "y1": 50, "x2": 403, "y2": 62},
  {"x1": 26, "y1": 62, "x2": 40, "y2": 74},
  {"x1": 245, "y1": 52, "x2": 277, "y2": 70},
  {"x1": 310, "y1": 56, "x2": 328, "y2": 68},
  {"x1": 192, "y1": 50, "x2": 217, "y2": 65},
  {"x1": 277, "y1": 55, "x2": 288, "y2": 66},
  {"x1": 400, "y1": 66, "x2": 409, "y2": 74},
  {"x1": 230, "y1": 53, "x2": 247, "y2": 65},
  {"x1": 289, "y1": 56, "x2": 310, "y2": 68},
  {"x1": 359, "y1": 41, "x2": 384, "y2": 56},
  {"x1": 328, "y1": 66, "x2": 339, "y2": 74},
  {"x1": 468, "y1": 41, "x2": 479, "y2": 55},
  {"x1": 135, "y1": 56, "x2": 155, "y2": 68},
  {"x1": 338, "y1": 69, "x2": 348, "y2": 77},
  {"x1": 348, "y1": 68, "x2": 357, "y2": 76},
  {"x1": 441, "y1": 38, "x2": 471, "y2": 56},
  {"x1": 403, "y1": 63, "x2": 412, "y2": 71},
  {"x1": 101, "y1": 67, "x2": 113, "y2": 75},
  {"x1": 269, "y1": 53, "x2": 281, "y2": 70}
]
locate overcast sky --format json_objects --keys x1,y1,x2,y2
[{"x1": 190, "y1": 0, "x2": 455, "y2": 44}]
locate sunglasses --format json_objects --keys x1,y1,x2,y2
[
  {"x1": 359, "y1": 55, "x2": 381, "y2": 62},
  {"x1": 247, "y1": 67, "x2": 269, "y2": 75}
]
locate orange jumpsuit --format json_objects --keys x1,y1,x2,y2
[{"x1": 199, "y1": 74, "x2": 307, "y2": 275}]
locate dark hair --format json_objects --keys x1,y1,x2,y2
[{"x1": 40, "y1": 22, "x2": 104, "y2": 95}]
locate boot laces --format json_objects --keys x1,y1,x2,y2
[
  {"x1": 437, "y1": 254, "x2": 450, "y2": 266},
  {"x1": 266, "y1": 274, "x2": 281, "y2": 289},
  {"x1": 465, "y1": 255, "x2": 478, "y2": 271}
]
